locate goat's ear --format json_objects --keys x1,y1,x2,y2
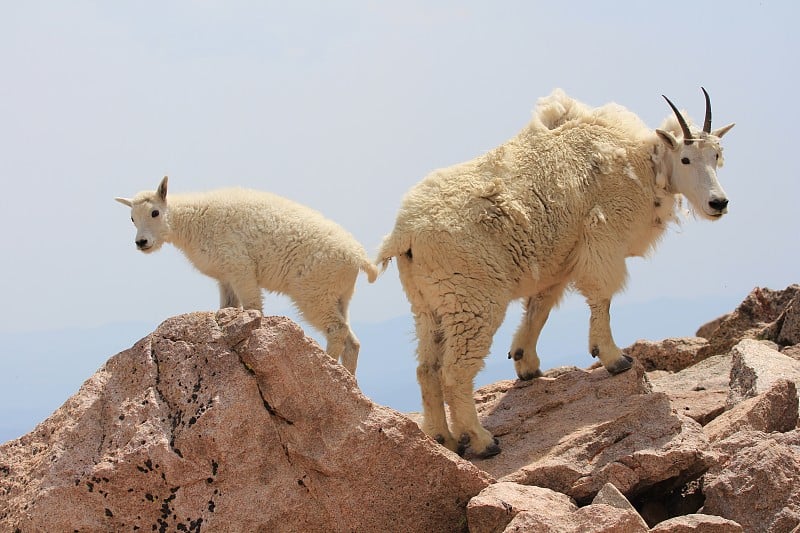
[
  {"x1": 115, "y1": 197, "x2": 133, "y2": 207},
  {"x1": 157, "y1": 176, "x2": 168, "y2": 201},
  {"x1": 656, "y1": 129, "x2": 679, "y2": 149},
  {"x1": 712, "y1": 123, "x2": 735, "y2": 138}
]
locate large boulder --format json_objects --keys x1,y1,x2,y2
[
  {"x1": 703, "y1": 430, "x2": 800, "y2": 533},
  {"x1": 704, "y1": 379, "x2": 798, "y2": 442},
  {"x1": 727, "y1": 339, "x2": 800, "y2": 409},
  {"x1": 0, "y1": 310, "x2": 491, "y2": 532}
]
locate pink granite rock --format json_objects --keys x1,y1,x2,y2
[
  {"x1": 647, "y1": 353, "x2": 732, "y2": 425},
  {"x1": 503, "y1": 504, "x2": 648, "y2": 532},
  {"x1": 727, "y1": 339, "x2": 800, "y2": 409},
  {"x1": 466, "y1": 481, "x2": 577, "y2": 533},
  {"x1": 649, "y1": 513, "x2": 744, "y2": 532},
  {"x1": 0, "y1": 310, "x2": 491, "y2": 532},
  {"x1": 624, "y1": 337, "x2": 709, "y2": 372},
  {"x1": 699, "y1": 285, "x2": 800, "y2": 359},
  {"x1": 703, "y1": 429, "x2": 800, "y2": 533},
  {"x1": 470, "y1": 363, "x2": 713, "y2": 503},
  {"x1": 704, "y1": 379, "x2": 798, "y2": 442}
]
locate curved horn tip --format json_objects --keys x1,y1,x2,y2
[
  {"x1": 701, "y1": 87, "x2": 712, "y2": 133},
  {"x1": 662, "y1": 94, "x2": 694, "y2": 143}
]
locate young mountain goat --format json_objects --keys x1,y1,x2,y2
[
  {"x1": 116, "y1": 177, "x2": 378, "y2": 375},
  {"x1": 377, "y1": 88, "x2": 735, "y2": 457}
]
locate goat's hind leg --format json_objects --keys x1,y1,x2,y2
[
  {"x1": 298, "y1": 292, "x2": 359, "y2": 375},
  {"x1": 440, "y1": 298, "x2": 506, "y2": 458},
  {"x1": 414, "y1": 311, "x2": 456, "y2": 452}
]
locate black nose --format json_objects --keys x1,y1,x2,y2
[
  {"x1": 136, "y1": 239, "x2": 148, "y2": 248},
  {"x1": 709, "y1": 198, "x2": 729, "y2": 211}
]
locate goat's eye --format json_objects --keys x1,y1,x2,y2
[
  {"x1": 151, "y1": 210, "x2": 159, "y2": 218},
  {"x1": 681, "y1": 157, "x2": 690, "y2": 165},
  {"x1": 715, "y1": 153, "x2": 719, "y2": 161}
]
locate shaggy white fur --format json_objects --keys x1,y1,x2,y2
[
  {"x1": 378, "y1": 89, "x2": 734, "y2": 457},
  {"x1": 117, "y1": 177, "x2": 378, "y2": 375}
]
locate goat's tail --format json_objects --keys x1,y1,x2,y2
[
  {"x1": 360, "y1": 260, "x2": 380, "y2": 284},
  {"x1": 373, "y1": 230, "x2": 410, "y2": 277}
]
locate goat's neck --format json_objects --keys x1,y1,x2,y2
[
  {"x1": 651, "y1": 146, "x2": 679, "y2": 226},
  {"x1": 162, "y1": 202, "x2": 197, "y2": 251}
]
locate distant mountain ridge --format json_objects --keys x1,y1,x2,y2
[{"x1": 0, "y1": 294, "x2": 742, "y2": 442}]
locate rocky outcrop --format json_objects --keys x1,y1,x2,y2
[
  {"x1": 470, "y1": 364, "x2": 714, "y2": 505},
  {"x1": 2, "y1": 284, "x2": 800, "y2": 532},
  {"x1": 703, "y1": 430, "x2": 800, "y2": 532},
  {"x1": 697, "y1": 284, "x2": 800, "y2": 358},
  {"x1": 0, "y1": 310, "x2": 491, "y2": 532}
]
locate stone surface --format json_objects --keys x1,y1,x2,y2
[
  {"x1": 727, "y1": 339, "x2": 800, "y2": 408},
  {"x1": 699, "y1": 285, "x2": 800, "y2": 359},
  {"x1": 703, "y1": 430, "x2": 800, "y2": 533},
  {"x1": 470, "y1": 363, "x2": 714, "y2": 503},
  {"x1": 783, "y1": 344, "x2": 800, "y2": 361},
  {"x1": 704, "y1": 379, "x2": 798, "y2": 442},
  {"x1": 761, "y1": 293, "x2": 800, "y2": 347},
  {"x1": 591, "y1": 482, "x2": 648, "y2": 530},
  {"x1": 0, "y1": 310, "x2": 491, "y2": 532},
  {"x1": 696, "y1": 314, "x2": 729, "y2": 339},
  {"x1": 624, "y1": 337, "x2": 708, "y2": 372},
  {"x1": 503, "y1": 504, "x2": 648, "y2": 532},
  {"x1": 466, "y1": 482, "x2": 576, "y2": 533},
  {"x1": 648, "y1": 353, "x2": 732, "y2": 425},
  {"x1": 649, "y1": 513, "x2": 744, "y2": 532}
]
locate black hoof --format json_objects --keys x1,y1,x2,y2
[
  {"x1": 517, "y1": 368, "x2": 543, "y2": 381},
  {"x1": 456, "y1": 434, "x2": 470, "y2": 457},
  {"x1": 475, "y1": 438, "x2": 501, "y2": 459},
  {"x1": 606, "y1": 355, "x2": 633, "y2": 375}
]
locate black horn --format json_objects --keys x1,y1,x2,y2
[
  {"x1": 662, "y1": 94, "x2": 694, "y2": 145},
  {"x1": 701, "y1": 87, "x2": 712, "y2": 133}
]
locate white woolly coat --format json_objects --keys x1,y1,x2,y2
[
  {"x1": 379, "y1": 92, "x2": 676, "y2": 303},
  {"x1": 158, "y1": 188, "x2": 377, "y2": 296}
]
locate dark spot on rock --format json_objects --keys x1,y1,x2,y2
[
  {"x1": 211, "y1": 460, "x2": 218, "y2": 476},
  {"x1": 87, "y1": 482, "x2": 94, "y2": 492},
  {"x1": 104, "y1": 508, "x2": 113, "y2": 517},
  {"x1": 145, "y1": 493, "x2": 154, "y2": 502},
  {"x1": 119, "y1": 414, "x2": 125, "y2": 421}
]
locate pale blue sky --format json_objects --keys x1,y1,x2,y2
[{"x1": 1, "y1": 2, "x2": 798, "y2": 440}]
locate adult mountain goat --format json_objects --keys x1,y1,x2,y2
[
  {"x1": 116, "y1": 177, "x2": 378, "y2": 375},
  {"x1": 378, "y1": 88, "x2": 735, "y2": 458}
]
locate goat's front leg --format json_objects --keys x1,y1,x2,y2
[
  {"x1": 218, "y1": 281, "x2": 241, "y2": 308},
  {"x1": 586, "y1": 297, "x2": 632, "y2": 375},
  {"x1": 509, "y1": 283, "x2": 566, "y2": 380}
]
